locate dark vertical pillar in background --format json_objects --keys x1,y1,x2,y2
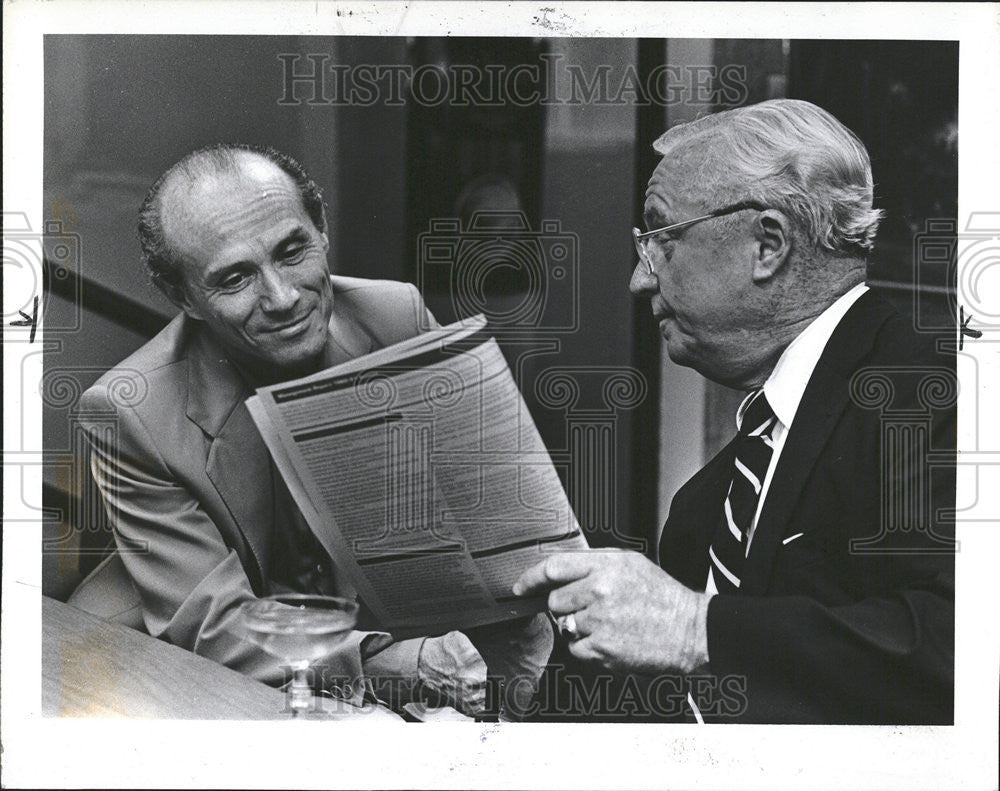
[
  {"x1": 403, "y1": 37, "x2": 547, "y2": 325},
  {"x1": 631, "y1": 38, "x2": 666, "y2": 555},
  {"x1": 331, "y1": 37, "x2": 411, "y2": 282}
]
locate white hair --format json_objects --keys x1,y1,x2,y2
[{"x1": 653, "y1": 99, "x2": 884, "y2": 254}]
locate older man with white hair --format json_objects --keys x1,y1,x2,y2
[{"x1": 516, "y1": 99, "x2": 954, "y2": 724}]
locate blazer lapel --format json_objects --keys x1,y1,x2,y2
[
  {"x1": 325, "y1": 290, "x2": 375, "y2": 365},
  {"x1": 185, "y1": 329, "x2": 273, "y2": 587},
  {"x1": 740, "y1": 290, "x2": 895, "y2": 594},
  {"x1": 182, "y1": 292, "x2": 377, "y2": 588}
]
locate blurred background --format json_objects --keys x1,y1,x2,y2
[{"x1": 42, "y1": 36, "x2": 957, "y2": 599}]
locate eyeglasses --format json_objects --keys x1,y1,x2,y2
[{"x1": 632, "y1": 200, "x2": 768, "y2": 275}]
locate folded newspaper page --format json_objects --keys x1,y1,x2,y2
[{"x1": 246, "y1": 315, "x2": 588, "y2": 638}]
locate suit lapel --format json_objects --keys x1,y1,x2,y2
[
  {"x1": 659, "y1": 440, "x2": 736, "y2": 590},
  {"x1": 185, "y1": 329, "x2": 274, "y2": 587},
  {"x1": 740, "y1": 290, "x2": 895, "y2": 595}
]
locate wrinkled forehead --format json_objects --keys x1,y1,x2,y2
[{"x1": 643, "y1": 153, "x2": 708, "y2": 224}]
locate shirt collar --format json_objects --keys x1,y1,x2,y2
[{"x1": 737, "y1": 282, "x2": 869, "y2": 432}]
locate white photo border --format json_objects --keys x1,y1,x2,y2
[{"x1": 3, "y1": 2, "x2": 998, "y2": 789}]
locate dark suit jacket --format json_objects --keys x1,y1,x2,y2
[
  {"x1": 78, "y1": 276, "x2": 435, "y2": 686},
  {"x1": 659, "y1": 291, "x2": 955, "y2": 724}
]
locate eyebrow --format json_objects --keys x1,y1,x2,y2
[{"x1": 643, "y1": 206, "x2": 670, "y2": 230}]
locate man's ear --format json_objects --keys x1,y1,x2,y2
[
  {"x1": 315, "y1": 210, "x2": 329, "y2": 248},
  {"x1": 154, "y1": 276, "x2": 203, "y2": 320},
  {"x1": 751, "y1": 209, "x2": 792, "y2": 283}
]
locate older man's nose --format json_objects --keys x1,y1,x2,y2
[
  {"x1": 259, "y1": 268, "x2": 300, "y2": 312},
  {"x1": 629, "y1": 261, "x2": 657, "y2": 295}
]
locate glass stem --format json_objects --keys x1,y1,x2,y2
[{"x1": 290, "y1": 662, "x2": 312, "y2": 718}]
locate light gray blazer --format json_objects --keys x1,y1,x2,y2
[{"x1": 77, "y1": 276, "x2": 436, "y2": 686}]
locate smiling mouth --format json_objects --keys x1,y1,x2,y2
[{"x1": 265, "y1": 311, "x2": 314, "y2": 333}]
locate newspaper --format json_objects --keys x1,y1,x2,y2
[{"x1": 246, "y1": 315, "x2": 587, "y2": 638}]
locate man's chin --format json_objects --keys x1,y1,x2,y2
[
  {"x1": 273, "y1": 321, "x2": 328, "y2": 358},
  {"x1": 661, "y1": 330, "x2": 691, "y2": 366},
  {"x1": 248, "y1": 337, "x2": 328, "y2": 380},
  {"x1": 280, "y1": 341, "x2": 326, "y2": 368}
]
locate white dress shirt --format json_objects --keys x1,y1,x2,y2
[{"x1": 705, "y1": 283, "x2": 869, "y2": 595}]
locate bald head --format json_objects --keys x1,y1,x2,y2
[{"x1": 138, "y1": 144, "x2": 327, "y2": 291}]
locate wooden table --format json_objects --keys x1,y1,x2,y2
[{"x1": 42, "y1": 596, "x2": 401, "y2": 721}]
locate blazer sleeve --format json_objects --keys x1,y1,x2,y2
[
  {"x1": 81, "y1": 283, "x2": 441, "y2": 701},
  {"x1": 408, "y1": 281, "x2": 440, "y2": 331},
  {"x1": 83, "y1": 384, "x2": 369, "y2": 698},
  {"x1": 704, "y1": 397, "x2": 954, "y2": 724}
]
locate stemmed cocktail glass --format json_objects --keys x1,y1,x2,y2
[{"x1": 240, "y1": 594, "x2": 359, "y2": 719}]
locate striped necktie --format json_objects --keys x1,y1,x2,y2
[{"x1": 708, "y1": 390, "x2": 777, "y2": 594}]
